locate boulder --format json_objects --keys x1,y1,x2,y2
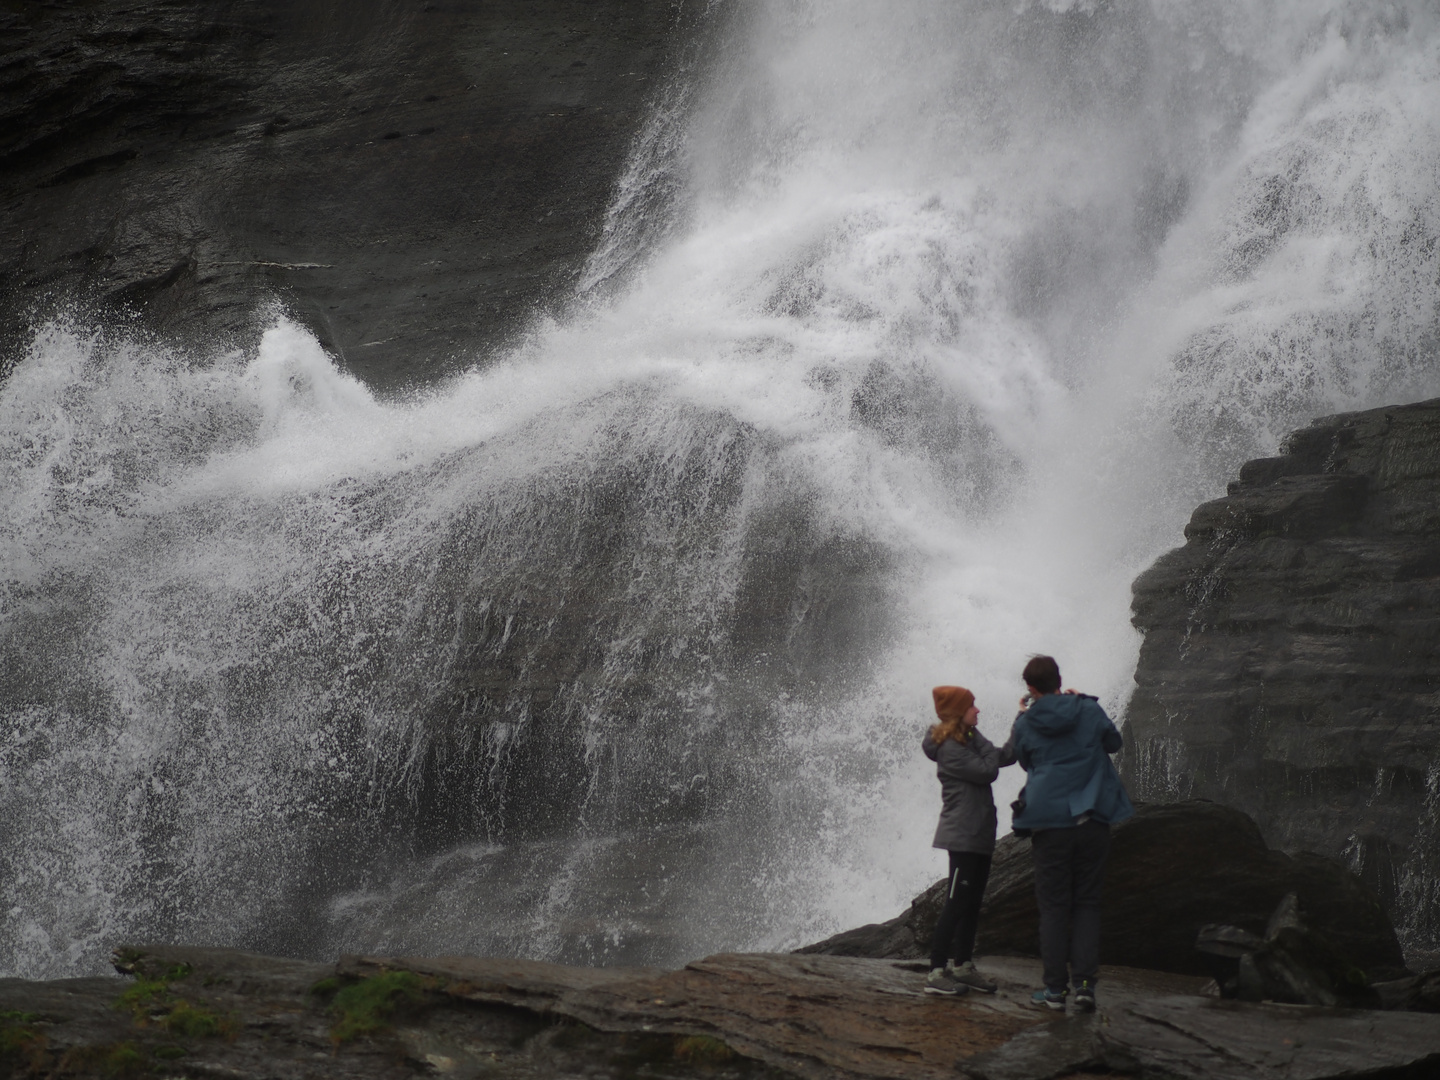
[
  {"x1": 1196, "y1": 892, "x2": 1379, "y2": 1006},
  {"x1": 799, "y1": 800, "x2": 1408, "y2": 981}
]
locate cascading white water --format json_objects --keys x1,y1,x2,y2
[{"x1": 2, "y1": 0, "x2": 1438, "y2": 977}]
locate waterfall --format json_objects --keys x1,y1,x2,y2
[{"x1": 2, "y1": 0, "x2": 1438, "y2": 977}]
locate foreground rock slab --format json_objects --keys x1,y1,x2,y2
[
  {"x1": 965, "y1": 992, "x2": 1440, "y2": 1080},
  {"x1": 2, "y1": 946, "x2": 1437, "y2": 1079},
  {"x1": 339, "y1": 952, "x2": 1049, "y2": 1079}
]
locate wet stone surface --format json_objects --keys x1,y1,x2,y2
[{"x1": 2, "y1": 945, "x2": 1437, "y2": 1079}]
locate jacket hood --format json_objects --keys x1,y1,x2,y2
[{"x1": 1023, "y1": 692, "x2": 1090, "y2": 736}]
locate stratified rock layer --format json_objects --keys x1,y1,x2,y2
[
  {"x1": 800, "y1": 801, "x2": 1406, "y2": 980},
  {"x1": 1124, "y1": 398, "x2": 1440, "y2": 951}
]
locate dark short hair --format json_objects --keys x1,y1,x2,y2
[{"x1": 1022, "y1": 655, "x2": 1061, "y2": 694}]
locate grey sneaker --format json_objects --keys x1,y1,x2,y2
[
  {"x1": 948, "y1": 960, "x2": 998, "y2": 994},
  {"x1": 1072, "y1": 980, "x2": 1096, "y2": 1012},
  {"x1": 925, "y1": 968, "x2": 969, "y2": 996}
]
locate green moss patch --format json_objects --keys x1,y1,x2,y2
[
  {"x1": 114, "y1": 964, "x2": 233, "y2": 1040},
  {"x1": 57, "y1": 1041, "x2": 149, "y2": 1077},
  {"x1": 0, "y1": 1014, "x2": 47, "y2": 1071},
  {"x1": 116, "y1": 979, "x2": 173, "y2": 1020},
  {"x1": 163, "y1": 1001, "x2": 231, "y2": 1039},
  {"x1": 328, "y1": 971, "x2": 429, "y2": 1043},
  {"x1": 674, "y1": 1034, "x2": 736, "y2": 1064},
  {"x1": 105, "y1": 1042, "x2": 149, "y2": 1076}
]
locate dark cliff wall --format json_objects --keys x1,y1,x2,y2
[
  {"x1": 0, "y1": 0, "x2": 690, "y2": 389},
  {"x1": 1125, "y1": 398, "x2": 1440, "y2": 952}
]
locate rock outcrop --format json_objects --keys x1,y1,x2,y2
[
  {"x1": 1, "y1": 0, "x2": 695, "y2": 387},
  {"x1": 1124, "y1": 398, "x2": 1440, "y2": 953},
  {"x1": 5, "y1": 943, "x2": 1438, "y2": 1080},
  {"x1": 1195, "y1": 892, "x2": 1380, "y2": 1006},
  {"x1": 800, "y1": 801, "x2": 1407, "y2": 980}
]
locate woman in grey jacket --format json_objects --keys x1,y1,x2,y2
[{"x1": 922, "y1": 685, "x2": 1013, "y2": 996}]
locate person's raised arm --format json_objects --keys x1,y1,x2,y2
[
  {"x1": 1008, "y1": 719, "x2": 1032, "y2": 771},
  {"x1": 997, "y1": 733, "x2": 1018, "y2": 768},
  {"x1": 1081, "y1": 698, "x2": 1123, "y2": 754}
]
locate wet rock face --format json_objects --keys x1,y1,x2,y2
[
  {"x1": 799, "y1": 801, "x2": 1407, "y2": 981},
  {"x1": 0, "y1": 0, "x2": 687, "y2": 387},
  {"x1": 1123, "y1": 398, "x2": 1440, "y2": 952}
]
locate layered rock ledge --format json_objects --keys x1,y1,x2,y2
[
  {"x1": 4, "y1": 944, "x2": 1439, "y2": 1080},
  {"x1": 1123, "y1": 398, "x2": 1440, "y2": 953}
]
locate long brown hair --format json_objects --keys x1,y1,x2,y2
[{"x1": 929, "y1": 685, "x2": 975, "y2": 745}]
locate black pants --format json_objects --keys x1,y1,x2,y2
[
  {"x1": 929, "y1": 850, "x2": 992, "y2": 971},
  {"x1": 1031, "y1": 819, "x2": 1110, "y2": 991}
]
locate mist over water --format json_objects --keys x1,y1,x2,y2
[{"x1": 3, "y1": 0, "x2": 1439, "y2": 976}]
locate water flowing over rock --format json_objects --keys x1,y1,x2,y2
[
  {"x1": 1124, "y1": 400, "x2": 1440, "y2": 956},
  {"x1": 800, "y1": 801, "x2": 1407, "y2": 981},
  {"x1": 5, "y1": 0, "x2": 1440, "y2": 983}
]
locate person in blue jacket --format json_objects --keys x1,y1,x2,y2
[{"x1": 1009, "y1": 655, "x2": 1133, "y2": 1013}]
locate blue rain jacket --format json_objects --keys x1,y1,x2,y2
[{"x1": 1009, "y1": 693, "x2": 1134, "y2": 831}]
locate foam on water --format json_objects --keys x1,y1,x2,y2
[{"x1": 3, "y1": 0, "x2": 1439, "y2": 976}]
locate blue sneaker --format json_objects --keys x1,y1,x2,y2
[
  {"x1": 1030, "y1": 987, "x2": 1067, "y2": 1010},
  {"x1": 1072, "y1": 980, "x2": 1096, "y2": 1012}
]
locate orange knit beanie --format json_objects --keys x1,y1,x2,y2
[{"x1": 932, "y1": 685, "x2": 975, "y2": 721}]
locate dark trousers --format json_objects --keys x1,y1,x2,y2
[
  {"x1": 1031, "y1": 819, "x2": 1110, "y2": 991},
  {"x1": 929, "y1": 850, "x2": 992, "y2": 970}
]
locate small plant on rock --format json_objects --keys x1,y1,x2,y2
[
  {"x1": 0, "y1": 1012, "x2": 48, "y2": 1072},
  {"x1": 57, "y1": 1041, "x2": 149, "y2": 1077},
  {"x1": 674, "y1": 1034, "x2": 736, "y2": 1064},
  {"x1": 328, "y1": 971, "x2": 429, "y2": 1043},
  {"x1": 116, "y1": 979, "x2": 174, "y2": 1021},
  {"x1": 114, "y1": 965, "x2": 233, "y2": 1039},
  {"x1": 104, "y1": 1042, "x2": 149, "y2": 1076},
  {"x1": 163, "y1": 1001, "x2": 231, "y2": 1039}
]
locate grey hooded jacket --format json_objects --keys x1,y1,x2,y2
[{"x1": 923, "y1": 729, "x2": 1016, "y2": 855}]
